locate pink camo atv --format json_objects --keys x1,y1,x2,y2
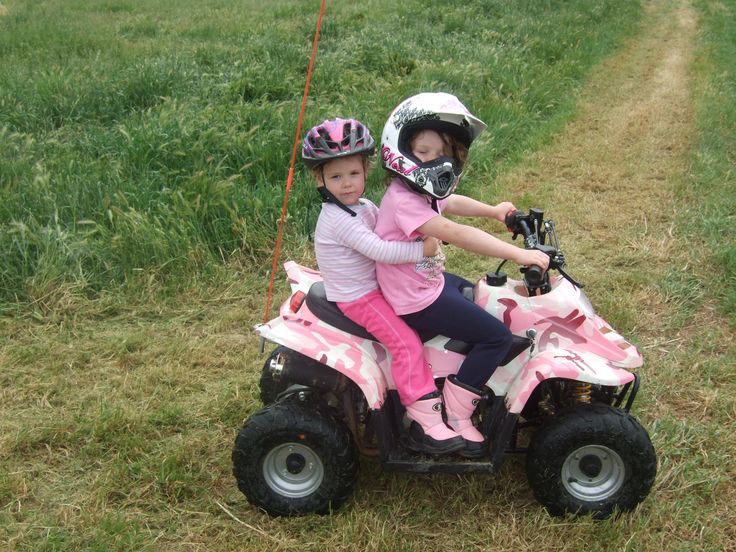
[{"x1": 232, "y1": 208, "x2": 656, "y2": 518}]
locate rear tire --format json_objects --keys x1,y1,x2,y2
[
  {"x1": 232, "y1": 401, "x2": 359, "y2": 516},
  {"x1": 526, "y1": 404, "x2": 656, "y2": 518}
]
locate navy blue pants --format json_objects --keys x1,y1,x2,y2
[{"x1": 401, "y1": 272, "x2": 513, "y2": 390}]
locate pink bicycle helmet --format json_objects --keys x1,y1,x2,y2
[{"x1": 302, "y1": 118, "x2": 376, "y2": 169}]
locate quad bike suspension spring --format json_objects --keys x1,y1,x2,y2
[{"x1": 571, "y1": 382, "x2": 592, "y2": 403}]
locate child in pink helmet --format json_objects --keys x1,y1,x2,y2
[
  {"x1": 302, "y1": 118, "x2": 464, "y2": 455},
  {"x1": 375, "y1": 93, "x2": 550, "y2": 457}
]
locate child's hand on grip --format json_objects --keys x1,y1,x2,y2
[{"x1": 515, "y1": 249, "x2": 550, "y2": 271}]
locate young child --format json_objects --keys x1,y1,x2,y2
[
  {"x1": 374, "y1": 93, "x2": 550, "y2": 458},
  {"x1": 302, "y1": 117, "x2": 464, "y2": 455}
]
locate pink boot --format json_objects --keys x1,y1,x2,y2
[
  {"x1": 405, "y1": 392, "x2": 465, "y2": 454},
  {"x1": 443, "y1": 375, "x2": 486, "y2": 458}
]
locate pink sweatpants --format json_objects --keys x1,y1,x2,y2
[{"x1": 337, "y1": 289, "x2": 436, "y2": 406}]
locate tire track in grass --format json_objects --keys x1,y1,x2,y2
[
  {"x1": 495, "y1": 0, "x2": 735, "y2": 544},
  {"x1": 498, "y1": 0, "x2": 698, "y2": 395}
]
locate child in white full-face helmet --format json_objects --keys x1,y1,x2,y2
[
  {"x1": 374, "y1": 93, "x2": 550, "y2": 458},
  {"x1": 302, "y1": 118, "x2": 464, "y2": 455}
]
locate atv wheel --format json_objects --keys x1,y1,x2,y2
[
  {"x1": 526, "y1": 403, "x2": 656, "y2": 519},
  {"x1": 232, "y1": 401, "x2": 359, "y2": 516}
]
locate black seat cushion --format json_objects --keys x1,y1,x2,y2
[
  {"x1": 305, "y1": 282, "x2": 437, "y2": 343},
  {"x1": 306, "y1": 282, "x2": 376, "y2": 341}
]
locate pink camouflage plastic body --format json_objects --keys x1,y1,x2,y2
[
  {"x1": 474, "y1": 274, "x2": 641, "y2": 413},
  {"x1": 256, "y1": 263, "x2": 642, "y2": 414},
  {"x1": 256, "y1": 261, "x2": 395, "y2": 409}
]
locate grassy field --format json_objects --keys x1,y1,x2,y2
[
  {"x1": 0, "y1": 0, "x2": 643, "y2": 309},
  {"x1": 1, "y1": 0, "x2": 735, "y2": 550}
]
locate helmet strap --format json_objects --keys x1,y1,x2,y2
[{"x1": 317, "y1": 185, "x2": 357, "y2": 217}]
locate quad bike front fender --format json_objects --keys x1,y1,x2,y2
[
  {"x1": 256, "y1": 306, "x2": 391, "y2": 409},
  {"x1": 504, "y1": 348, "x2": 636, "y2": 414}
]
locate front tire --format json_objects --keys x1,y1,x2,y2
[
  {"x1": 232, "y1": 401, "x2": 359, "y2": 516},
  {"x1": 526, "y1": 404, "x2": 656, "y2": 519}
]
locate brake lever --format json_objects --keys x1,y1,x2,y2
[
  {"x1": 537, "y1": 246, "x2": 584, "y2": 289},
  {"x1": 556, "y1": 265, "x2": 585, "y2": 289}
]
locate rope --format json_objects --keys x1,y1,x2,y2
[{"x1": 262, "y1": 0, "x2": 326, "y2": 323}]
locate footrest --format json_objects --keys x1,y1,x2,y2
[{"x1": 382, "y1": 449, "x2": 498, "y2": 474}]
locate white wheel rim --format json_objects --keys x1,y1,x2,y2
[
  {"x1": 263, "y1": 442, "x2": 324, "y2": 498},
  {"x1": 561, "y1": 444, "x2": 625, "y2": 501}
]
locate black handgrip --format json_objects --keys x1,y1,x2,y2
[
  {"x1": 525, "y1": 265, "x2": 544, "y2": 286},
  {"x1": 505, "y1": 209, "x2": 522, "y2": 232},
  {"x1": 505, "y1": 210, "x2": 536, "y2": 246},
  {"x1": 518, "y1": 219, "x2": 533, "y2": 238}
]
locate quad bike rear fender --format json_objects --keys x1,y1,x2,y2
[{"x1": 256, "y1": 304, "x2": 391, "y2": 410}]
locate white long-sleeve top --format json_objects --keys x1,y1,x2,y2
[{"x1": 314, "y1": 200, "x2": 424, "y2": 302}]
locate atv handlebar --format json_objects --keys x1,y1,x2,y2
[
  {"x1": 504, "y1": 208, "x2": 584, "y2": 291},
  {"x1": 504, "y1": 209, "x2": 540, "y2": 244},
  {"x1": 524, "y1": 264, "x2": 545, "y2": 286}
]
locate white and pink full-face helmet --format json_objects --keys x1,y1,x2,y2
[{"x1": 380, "y1": 92, "x2": 487, "y2": 199}]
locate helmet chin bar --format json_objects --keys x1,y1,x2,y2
[
  {"x1": 413, "y1": 156, "x2": 461, "y2": 199},
  {"x1": 317, "y1": 186, "x2": 357, "y2": 217}
]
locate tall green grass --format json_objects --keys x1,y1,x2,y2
[
  {"x1": 686, "y1": 0, "x2": 736, "y2": 318},
  {"x1": 0, "y1": 0, "x2": 643, "y2": 309}
]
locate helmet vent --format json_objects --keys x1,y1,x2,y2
[{"x1": 315, "y1": 128, "x2": 338, "y2": 151}]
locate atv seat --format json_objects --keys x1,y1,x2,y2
[
  {"x1": 305, "y1": 282, "x2": 530, "y2": 366},
  {"x1": 305, "y1": 282, "x2": 437, "y2": 343},
  {"x1": 305, "y1": 282, "x2": 376, "y2": 340}
]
